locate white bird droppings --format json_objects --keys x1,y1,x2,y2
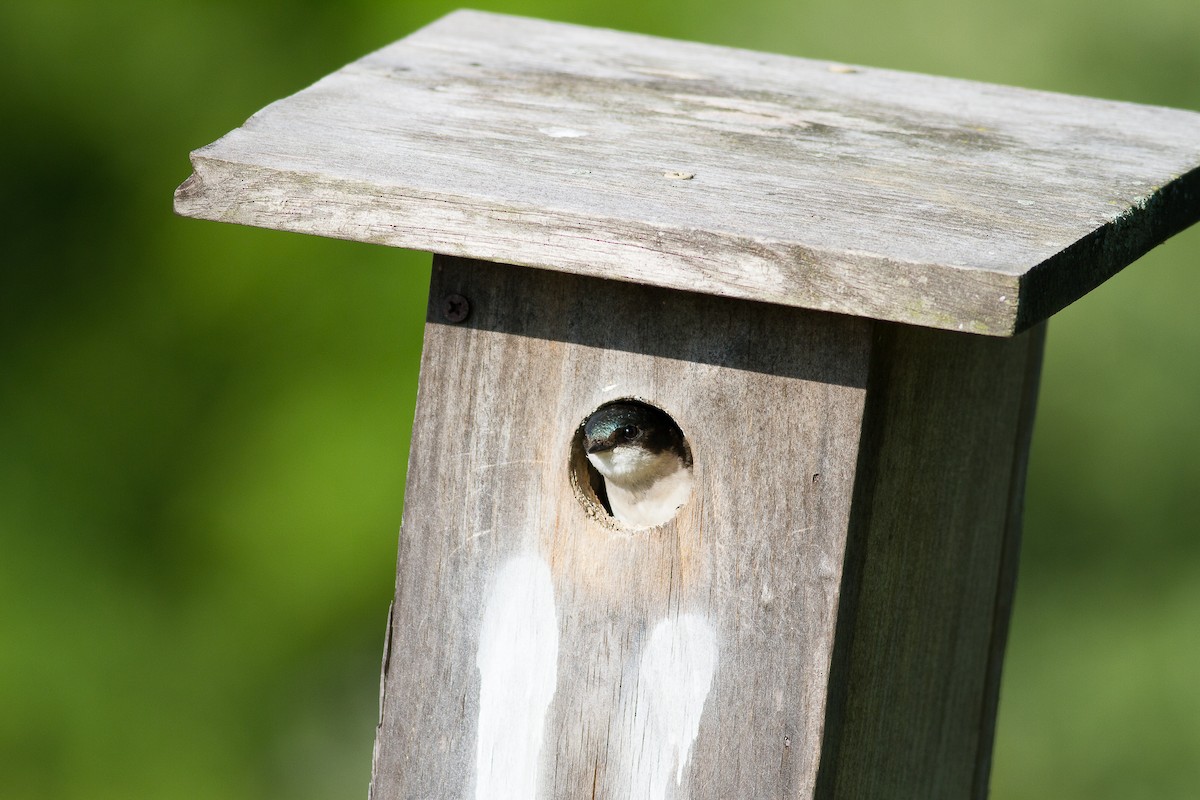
[
  {"x1": 475, "y1": 555, "x2": 559, "y2": 800},
  {"x1": 627, "y1": 614, "x2": 718, "y2": 800}
]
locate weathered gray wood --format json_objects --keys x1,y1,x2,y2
[
  {"x1": 816, "y1": 322, "x2": 1044, "y2": 799},
  {"x1": 971, "y1": 323, "x2": 1044, "y2": 798},
  {"x1": 175, "y1": 10, "x2": 1200, "y2": 335},
  {"x1": 369, "y1": 256, "x2": 1042, "y2": 799},
  {"x1": 372, "y1": 255, "x2": 873, "y2": 799}
]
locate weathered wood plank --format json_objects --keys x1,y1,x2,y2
[
  {"x1": 175, "y1": 10, "x2": 1200, "y2": 335},
  {"x1": 371, "y1": 256, "x2": 874, "y2": 799},
  {"x1": 816, "y1": 321, "x2": 1044, "y2": 799},
  {"x1": 369, "y1": 256, "x2": 1044, "y2": 799}
]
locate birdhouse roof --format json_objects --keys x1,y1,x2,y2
[{"x1": 175, "y1": 10, "x2": 1200, "y2": 335}]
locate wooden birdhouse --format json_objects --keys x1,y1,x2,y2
[{"x1": 174, "y1": 11, "x2": 1200, "y2": 799}]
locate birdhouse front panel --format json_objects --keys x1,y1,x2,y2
[{"x1": 369, "y1": 256, "x2": 874, "y2": 799}]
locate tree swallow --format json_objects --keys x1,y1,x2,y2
[{"x1": 582, "y1": 400, "x2": 693, "y2": 529}]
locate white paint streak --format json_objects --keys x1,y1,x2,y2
[
  {"x1": 475, "y1": 555, "x2": 559, "y2": 800},
  {"x1": 627, "y1": 615, "x2": 718, "y2": 800},
  {"x1": 538, "y1": 126, "x2": 587, "y2": 137}
]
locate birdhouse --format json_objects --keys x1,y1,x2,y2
[{"x1": 174, "y1": 11, "x2": 1200, "y2": 799}]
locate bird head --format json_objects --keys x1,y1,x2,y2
[{"x1": 581, "y1": 401, "x2": 689, "y2": 486}]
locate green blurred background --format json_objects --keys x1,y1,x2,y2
[{"x1": 2, "y1": 0, "x2": 1198, "y2": 797}]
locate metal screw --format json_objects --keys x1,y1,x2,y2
[{"x1": 442, "y1": 293, "x2": 470, "y2": 323}]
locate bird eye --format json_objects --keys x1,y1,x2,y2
[{"x1": 620, "y1": 425, "x2": 640, "y2": 440}]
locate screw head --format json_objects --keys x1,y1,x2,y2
[{"x1": 442, "y1": 293, "x2": 470, "y2": 323}]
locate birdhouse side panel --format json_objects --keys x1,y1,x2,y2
[{"x1": 816, "y1": 322, "x2": 1045, "y2": 799}]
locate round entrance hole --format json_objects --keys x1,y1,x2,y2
[{"x1": 569, "y1": 398, "x2": 693, "y2": 530}]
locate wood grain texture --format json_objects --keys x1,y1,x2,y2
[
  {"x1": 175, "y1": 10, "x2": 1200, "y2": 335},
  {"x1": 371, "y1": 256, "x2": 874, "y2": 799},
  {"x1": 369, "y1": 256, "x2": 1044, "y2": 799},
  {"x1": 815, "y1": 322, "x2": 1045, "y2": 799}
]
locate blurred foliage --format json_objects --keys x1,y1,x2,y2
[{"x1": 1, "y1": 0, "x2": 1198, "y2": 798}]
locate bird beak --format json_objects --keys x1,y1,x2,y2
[{"x1": 585, "y1": 439, "x2": 615, "y2": 454}]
